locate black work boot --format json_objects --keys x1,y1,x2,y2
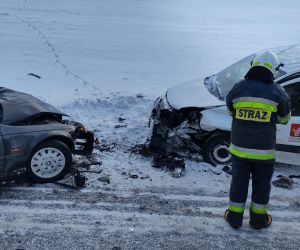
[
  {"x1": 224, "y1": 209, "x2": 243, "y2": 229},
  {"x1": 249, "y1": 210, "x2": 272, "y2": 230}
]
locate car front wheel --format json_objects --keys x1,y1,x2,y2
[
  {"x1": 202, "y1": 133, "x2": 231, "y2": 166},
  {"x1": 27, "y1": 140, "x2": 72, "y2": 183}
]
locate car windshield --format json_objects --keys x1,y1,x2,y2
[{"x1": 204, "y1": 54, "x2": 256, "y2": 100}]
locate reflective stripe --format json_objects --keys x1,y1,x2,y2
[
  {"x1": 250, "y1": 202, "x2": 268, "y2": 215},
  {"x1": 233, "y1": 102, "x2": 277, "y2": 113},
  {"x1": 277, "y1": 112, "x2": 291, "y2": 124},
  {"x1": 230, "y1": 144, "x2": 275, "y2": 155},
  {"x1": 253, "y1": 61, "x2": 261, "y2": 67},
  {"x1": 252, "y1": 61, "x2": 273, "y2": 70},
  {"x1": 232, "y1": 97, "x2": 278, "y2": 108},
  {"x1": 264, "y1": 63, "x2": 273, "y2": 70},
  {"x1": 229, "y1": 144, "x2": 276, "y2": 160},
  {"x1": 229, "y1": 201, "x2": 245, "y2": 213}
]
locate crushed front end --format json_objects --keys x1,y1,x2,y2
[
  {"x1": 63, "y1": 120, "x2": 94, "y2": 155},
  {"x1": 148, "y1": 93, "x2": 205, "y2": 159}
]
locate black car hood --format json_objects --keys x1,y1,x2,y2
[{"x1": 0, "y1": 87, "x2": 66, "y2": 125}]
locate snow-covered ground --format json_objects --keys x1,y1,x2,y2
[{"x1": 1, "y1": 0, "x2": 300, "y2": 249}]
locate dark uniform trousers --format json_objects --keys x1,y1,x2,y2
[{"x1": 230, "y1": 157, "x2": 274, "y2": 206}]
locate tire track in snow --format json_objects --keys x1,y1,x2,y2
[
  {"x1": 1, "y1": 187, "x2": 300, "y2": 222},
  {"x1": 1, "y1": 186, "x2": 300, "y2": 249}
]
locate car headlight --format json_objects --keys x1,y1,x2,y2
[{"x1": 79, "y1": 126, "x2": 86, "y2": 133}]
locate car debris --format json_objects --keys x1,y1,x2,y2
[
  {"x1": 28, "y1": 73, "x2": 42, "y2": 79},
  {"x1": 74, "y1": 155, "x2": 102, "y2": 170},
  {"x1": 118, "y1": 117, "x2": 126, "y2": 122},
  {"x1": 98, "y1": 176, "x2": 111, "y2": 184},
  {"x1": 95, "y1": 143, "x2": 116, "y2": 152},
  {"x1": 272, "y1": 176, "x2": 294, "y2": 189},
  {"x1": 152, "y1": 156, "x2": 185, "y2": 178},
  {"x1": 74, "y1": 170, "x2": 87, "y2": 187},
  {"x1": 115, "y1": 124, "x2": 127, "y2": 129}
]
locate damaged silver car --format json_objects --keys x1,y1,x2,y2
[
  {"x1": 149, "y1": 49, "x2": 300, "y2": 166},
  {"x1": 0, "y1": 88, "x2": 94, "y2": 183}
]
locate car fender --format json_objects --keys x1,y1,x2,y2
[
  {"x1": 200, "y1": 106, "x2": 232, "y2": 132},
  {"x1": 2, "y1": 126, "x2": 75, "y2": 175}
]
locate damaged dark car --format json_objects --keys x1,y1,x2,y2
[{"x1": 0, "y1": 87, "x2": 94, "y2": 183}]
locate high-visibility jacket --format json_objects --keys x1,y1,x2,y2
[{"x1": 226, "y1": 79, "x2": 291, "y2": 162}]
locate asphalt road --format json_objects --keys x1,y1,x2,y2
[{"x1": 0, "y1": 185, "x2": 300, "y2": 250}]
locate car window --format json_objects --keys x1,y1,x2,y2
[{"x1": 284, "y1": 82, "x2": 300, "y2": 116}]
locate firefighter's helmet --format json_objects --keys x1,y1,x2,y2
[{"x1": 251, "y1": 50, "x2": 280, "y2": 75}]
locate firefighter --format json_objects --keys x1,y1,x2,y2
[{"x1": 224, "y1": 50, "x2": 291, "y2": 229}]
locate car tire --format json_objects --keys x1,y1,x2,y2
[
  {"x1": 202, "y1": 133, "x2": 231, "y2": 166},
  {"x1": 26, "y1": 140, "x2": 72, "y2": 183}
]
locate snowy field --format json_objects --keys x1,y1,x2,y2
[{"x1": 1, "y1": 0, "x2": 300, "y2": 249}]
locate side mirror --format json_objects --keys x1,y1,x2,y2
[{"x1": 276, "y1": 63, "x2": 284, "y2": 71}]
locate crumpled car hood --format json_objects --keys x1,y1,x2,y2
[
  {"x1": 166, "y1": 79, "x2": 224, "y2": 110},
  {"x1": 0, "y1": 87, "x2": 66, "y2": 125}
]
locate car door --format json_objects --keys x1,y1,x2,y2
[{"x1": 276, "y1": 79, "x2": 300, "y2": 165}]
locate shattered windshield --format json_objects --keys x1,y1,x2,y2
[
  {"x1": 204, "y1": 43, "x2": 300, "y2": 101},
  {"x1": 204, "y1": 54, "x2": 255, "y2": 101}
]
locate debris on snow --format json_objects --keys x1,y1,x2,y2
[
  {"x1": 129, "y1": 144, "x2": 152, "y2": 157},
  {"x1": 115, "y1": 124, "x2": 127, "y2": 129},
  {"x1": 272, "y1": 176, "x2": 294, "y2": 189},
  {"x1": 95, "y1": 143, "x2": 117, "y2": 152},
  {"x1": 118, "y1": 117, "x2": 126, "y2": 123},
  {"x1": 98, "y1": 176, "x2": 111, "y2": 184},
  {"x1": 130, "y1": 174, "x2": 139, "y2": 179},
  {"x1": 151, "y1": 157, "x2": 186, "y2": 178},
  {"x1": 74, "y1": 171, "x2": 87, "y2": 187},
  {"x1": 28, "y1": 73, "x2": 42, "y2": 79},
  {"x1": 74, "y1": 156, "x2": 102, "y2": 170}
]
